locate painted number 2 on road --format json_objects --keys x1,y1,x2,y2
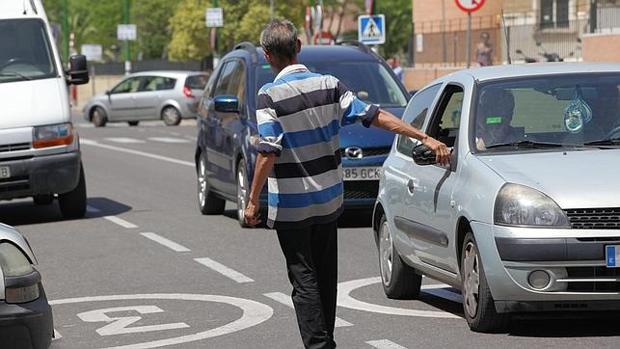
[{"x1": 77, "y1": 305, "x2": 189, "y2": 336}]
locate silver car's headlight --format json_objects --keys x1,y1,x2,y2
[
  {"x1": 0, "y1": 243, "x2": 39, "y2": 303},
  {"x1": 494, "y1": 184, "x2": 570, "y2": 227}
]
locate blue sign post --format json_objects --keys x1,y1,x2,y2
[{"x1": 358, "y1": 14, "x2": 385, "y2": 45}]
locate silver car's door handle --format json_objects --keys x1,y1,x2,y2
[{"x1": 407, "y1": 179, "x2": 415, "y2": 194}]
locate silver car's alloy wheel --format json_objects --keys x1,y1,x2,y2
[
  {"x1": 379, "y1": 220, "x2": 394, "y2": 286},
  {"x1": 236, "y1": 164, "x2": 248, "y2": 225},
  {"x1": 198, "y1": 157, "x2": 207, "y2": 207},
  {"x1": 162, "y1": 107, "x2": 181, "y2": 126},
  {"x1": 463, "y1": 242, "x2": 481, "y2": 318}
]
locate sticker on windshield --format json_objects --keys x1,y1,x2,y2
[
  {"x1": 486, "y1": 116, "x2": 503, "y2": 125},
  {"x1": 262, "y1": 64, "x2": 271, "y2": 69},
  {"x1": 563, "y1": 85, "x2": 592, "y2": 133}
]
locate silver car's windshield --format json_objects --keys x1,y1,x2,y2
[
  {"x1": 256, "y1": 61, "x2": 408, "y2": 108},
  {"x1": 0, "y1": 18, "x2": 57, "y2": 84},
  {"x1": 475, "y1": 73, "x2": 620, "y2": 152}
]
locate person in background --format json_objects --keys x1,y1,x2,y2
[
  {"x1": 476, "y1": 32, "x2": 493, "y2": 67},
  {"x1": 389, "y1": 55, "x2": 404, "y2": 82},
  {"x1": 244, "y1": 19, "x2": 450, "y2": 349}
]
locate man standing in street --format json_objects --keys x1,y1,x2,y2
[{"x1": 244, "y1": 19, "x2": 450, "y2": 349}]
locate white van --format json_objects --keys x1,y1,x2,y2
[{"x1": 0, "y1": 0, "x2": 89, "y2": 218}]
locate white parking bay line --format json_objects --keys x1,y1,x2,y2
[
  {"x1": 104, "y1": 216, "x2": 138, "y2": 229},
  {"x1": 148, "y1": 137, "x2": 190, "y2": 144},
  {"x1": 194, "y1": 258, "x2": 254, "y2": 283},
  {"x1": 105, "y1": 137, "x2": 146, "y2": 144},
  {"x1": 366, "y1": 339, "x2": 408, "y2": 349},
  {"x1": 80, "y1": 138, "x2": 194, "y2": 167},
  {"x1": 53, "y1": 329, "x2": 62, "y2": 341},
  {"x1": 263, "y1": 292, "x2": 353, "y2": 327},
  {"x1": 141, "y1": 232, "x2": 190, "y2": 252},
  {"x1": 86, "y1": 205, "x2": 101, "y2": 213}
]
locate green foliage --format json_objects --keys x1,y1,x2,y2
[
  {"x1": 375, "y1": 0, "x2": 412, "y2": 59},
  {"x1": 133, "y1": 0, "x2": 179, "y2": 59},
  {"x1": 168, "y1": 0, "x2": 212, "y2": 61}
]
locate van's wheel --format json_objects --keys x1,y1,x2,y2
[
  {"x1": 378, "y1": 214, "x2": 422, "y2": 299},
  {"x1": 461, "y1": 232, "x2": 509, "y2": 332},
  {"x1": 236, "y1": 160, "x2": 250, "y2": 228},
  {"x1": 58, "y1": 163, "x2": 87, "y2": 219},
  {"x1": 197, "y1": 153, "x2": 225, "y2": 215},
  {"x1": 33, "y1": 194, "x2": 53, "y2": 206},
  {"x1": 162, "y1": 106, "x2": 182, "y2": 126},
  {"x1": 92, "y1": 107, "x2": 107, "y2": 127},
  {"x1": 128, "y1": 121, "x2": 139, "y2": 126}
]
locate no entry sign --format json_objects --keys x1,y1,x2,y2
[{"x1": 455, "y1": 0, "x2": 485, "y2": 13}]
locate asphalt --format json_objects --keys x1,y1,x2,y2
[{"x1": 2, "y1": 115, "x2": 619, "y2": 348}]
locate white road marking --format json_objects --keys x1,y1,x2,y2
[
  {"x1": 194, "y1": 258, "x2": 254, "y2": 283},
  {"x1": 264, "y1": 292, "x2": 353, "y2": 327},
  {"x1": 367, "y1": 339, "x2": 408, "y2": 349},
  {"x1": 422, "y1": 286, "x2": 463, "y2": 304},
  {"x1": 87, "y1": 205, "x2": 101, "y2": 213},
  {"x1": 53, "y1": 329, "x2": 62, "y2": 341},
  {"x1": 105, "y1": 137, "x2": 146, "y2": 144},
  {"x1": 77, "y1": 305, "x2": 190, "y2": 336},
  {"x1": 148, "y1": 137, "x2": 190, "y2": 144},
  {"x1": 337, "y1": 277, "x2": 460, "y2": 319},
  {"x1": 140, "y1": 233, "x2": 190, "y2": 252},
  {"x1": 49, "y1": 293, "x2": 273, "y2": 349},
  {"x1": 104, "y1": 216, "x2": 138, "y2": 229},
  {"x1": 81, "y1": 139, "x2": 194, "y2": 167}
]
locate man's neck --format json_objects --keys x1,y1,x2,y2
[{"x1": 272, "y1": 58, "x2": 298, "y2": 76}]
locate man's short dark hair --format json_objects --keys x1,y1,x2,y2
[{"x1": 260, "y1": 19, "x2": 298, "y2": 60}]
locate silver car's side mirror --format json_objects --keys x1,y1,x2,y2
[{"x1": 411, "y1": 143, "x2": 437, "y2": 166}]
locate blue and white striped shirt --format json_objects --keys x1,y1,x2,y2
[{"x1": 256, "y1": 64, "x2": 379, "y2": 229}]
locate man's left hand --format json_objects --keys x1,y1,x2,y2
[
  {"x1": 422, "y1": 136, "x2": 451, "y2": 166},
  {"x1": 244, "y1": 200, "x2": 261, "y2": 226}
]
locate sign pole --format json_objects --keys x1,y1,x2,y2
[
  {"x1": 123, "y1": 0, "x2": 131, "y2": 75},
  {"x1": 466, "y1": 11, "x2": 471, "y2": 68}
]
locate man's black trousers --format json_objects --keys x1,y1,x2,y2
[{"x1": 277, "y1": 221, "x2": 338, "y2": 349}]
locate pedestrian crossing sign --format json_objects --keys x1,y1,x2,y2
[{"x1": 358, "y1": 15, "x2": 385, "y2": 45}]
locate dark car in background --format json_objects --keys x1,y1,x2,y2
[{"x1": 195, "y1": 42, "x2": 409, "y2": 226}]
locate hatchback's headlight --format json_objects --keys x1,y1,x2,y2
[
  {"x1": 494, "y1": 184, "x2": 570, "y2": 227},
  {"x1": 33, "y1": 122, "x2": 74, "y2": 148},
  {"x1": 0, "y1": 243, "x2": 39, "y2": 303}
]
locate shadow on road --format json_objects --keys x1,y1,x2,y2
[
  {"x1": 0, "y1": 197, "x2": 132, "y2": 226},
  {"x1": 509, "y1": 313, "x2": 620, "y2": 337}
]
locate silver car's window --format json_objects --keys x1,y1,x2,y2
[
  {"x1": 396, "y1": 84, "x2": 441, "y2": 156},
  {"x1": 0, "y1": 18, "x2": 57, "y2": 83},
  {"x1": 112, "y1": 77, "x2": 141, "y2": 94},
  {"x1": 475, "y1": 73, "x2": 620, "y2": 152},
  {"x1": 141, "y1": 76, "x2": 176, "y2": 92}
]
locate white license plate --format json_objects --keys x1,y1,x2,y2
[
  {"x1": 606, "y1": 245, "x2": 620, "y2": 268},
  {"x1": 343, "y1": 167, "x2": 381, "y2": 181},
  {"x1": 0, "y1": 166, "x2": 10, "y2": 179}
]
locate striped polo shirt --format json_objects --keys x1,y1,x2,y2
[{"x1": 256, "y1": 64, "x2": 379, "y2": 229}]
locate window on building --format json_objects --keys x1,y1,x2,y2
[{"x1": 540, "y1": 0, "x2": 569, "y2": 29}]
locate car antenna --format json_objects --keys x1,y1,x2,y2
[{"x1": 501, "y1": 10, "x2": 512, "y2": 64}]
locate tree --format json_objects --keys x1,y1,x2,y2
[
  {"x1": 168, "y1": 0, "x2": 212, "y2": 61},
  {"x1": 374, "y1": 0, "x2": 412, "y2": 59},
  {"x1": 133, "y1": 0, "x2": 179, "y2": 59}
]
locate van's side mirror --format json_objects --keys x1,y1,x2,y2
[
  {"x1": 412, "y1": 143, "x2": 436, "y2": 166},
  {"x1": 214, "y1": 95, "x2": 239, "y2": 113},
  {"x1": 68, "y1": 55, "x2": 89, "y2": 85}
]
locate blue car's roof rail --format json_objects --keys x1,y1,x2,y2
[
  {"x1": 336, "y1": 40, "x2": 372, "y2": 53},
  {"x1": 234, "y1": 42, "x2": 258, "y2": 63}
]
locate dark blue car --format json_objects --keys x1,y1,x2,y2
[{"x1": 195, "y1": 42, "x2": 409, "y2": 226}]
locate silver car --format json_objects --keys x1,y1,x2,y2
[
  {"x1": 373, "y1": 63, "x2": 620, "y2": 332},
  {"x1": 83, "y1": 71, "x2": 208, "y2": 127}
]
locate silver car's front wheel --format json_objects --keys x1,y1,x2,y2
[
  {"x1": 460, "y1": 232, "x2": 509, "y2": 332},
  {"x1": 377, "y1": 214, "x2": 421, "y2": 299},
  {"x1": 463, "y1": 241, "x2": 480, "y2": 318},
  {"x1": 379, "y1": 220, "x2": 394, "y2": 286}
]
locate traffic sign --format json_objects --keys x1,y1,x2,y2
[
  {"x1": 358, "y1": 14, "x2": 385, "y2": 45},
  {"x1": 117, "y1": 24, "x2": 137, "y2": 41},
  {"x1": 81, "y1": 44, "x2": 103, "y2": 62},
  {"x1": 206, "y1": 8, "x2": 224, "y2": 27},
  {"x1": 455, "y1": 0, "x2": 485, "y2": 13}
]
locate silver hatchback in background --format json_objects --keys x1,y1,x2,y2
[
  {"x1": 83, "y1": 71, "x2": 208, "y2": 127},
  {"x1": 373, "y1": 63, "x2": 620, "y2": 333}
]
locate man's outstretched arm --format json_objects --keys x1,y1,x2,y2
[{"x1": 371, "y1": 109, "x2": 451, "y2": 165}]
